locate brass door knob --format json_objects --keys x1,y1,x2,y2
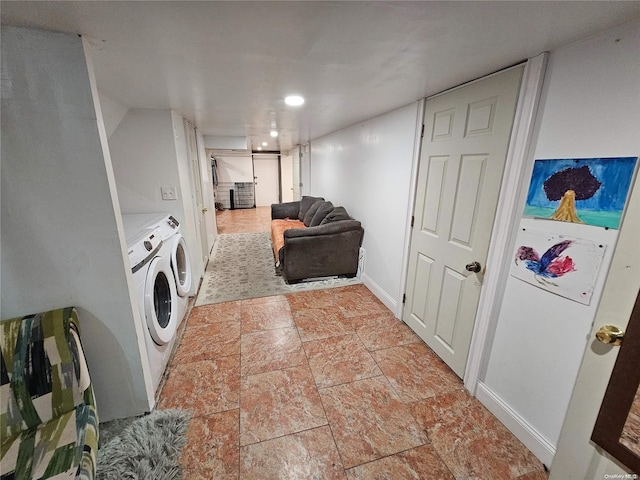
[
  {"x1": 202, "y1": 207, "x2": 208, "y2": 213},
  {"x1": 465, "y1": 261, "x2": 482, "y2": 273},
  {"x1": 595, "y1": 325, "x2": 625, "y2": 346}
]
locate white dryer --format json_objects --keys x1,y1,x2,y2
[
  {"x1": 122, "y1": 215, "x2": 181, "y2": 394},
  {"x1": 154, "y1": 215, "x2": 191, "y2": 322}
]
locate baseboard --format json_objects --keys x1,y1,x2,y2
[
  {"x1": 476, "y1": 381, "x2": 556, "y2": 468},
  {"x1": 361, "y1": 273, "x2": 399, "y2": 316}
]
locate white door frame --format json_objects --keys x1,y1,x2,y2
[{"x1": 398, "y1": 53, "x2": 548, "y2": 393}]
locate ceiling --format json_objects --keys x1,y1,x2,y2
[{"x1": 3, "y1": 1, "x2": 640, "y2": 152}]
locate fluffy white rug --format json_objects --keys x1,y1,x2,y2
[{"x1": 97, "y1": 409, "x2": 191, "y2": 480}]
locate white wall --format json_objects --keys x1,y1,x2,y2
[
  {"x1": 310, "y1": 103, "x2": 421, "y2": 310},
  {"x1": 215, "y1": 155, "x2": 254, "y2": 183},
  {"x1": 108, "y1": 108, "x2": 203, "y2": 295},
  {"x1": 98, "y1": 89, "x2": 129, "y2": 139},
  {"x1": 1, "y1": 26, "x2": 153, "y2": 421},
  {"x1": 480, "y1": 20, "x2": 640, "y2": 465}
]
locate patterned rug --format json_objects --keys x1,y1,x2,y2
[{"x1": 195, "y1": 232, "x2": 361, "y2": 305}]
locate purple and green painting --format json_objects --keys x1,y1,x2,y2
[{"x1": 523, "y1": 157, "x2": 638, "y2": 229}]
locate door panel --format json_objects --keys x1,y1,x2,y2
[
  {"x1": 550, "y1": 172, "x2": 640, "y2": 479},
  {"x1": 591, "y1": 291, "x2": 640, "y2": 473},
  {"x1": 253, "y1": 156, "x2": 280, "y2": 206},
  {"x1": 421, "y1": 156, "x2": 447, "y2": 233},
  {"x1": 403, "y1": 66, "x2": 523, "y2": 377},
  {"x1": 451, "y1": 154, "x2": 486, "y2": 247}
]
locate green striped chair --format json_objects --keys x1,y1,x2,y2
[{"x1": 0, "y1": 307, "x2": 98, "y2": 479}]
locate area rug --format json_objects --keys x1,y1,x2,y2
[
  {"x1": 195, "y1": 232, "x2": 362, "y2": 305},
  {"x1": 97, "y1": 409, "x2": 191, "y2": 480}
]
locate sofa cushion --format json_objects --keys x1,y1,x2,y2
[
  {"x1": 310, "y1": 201, "x2": 334, "y2": 227},
  {"x1": 298, "y1": 196, "x2": 324, "y2": 221},
  {"x1": 320, "y1": 206, "x2": 352, "y2": 225},
  {"x1": 302, "y1": 200, "x2": 324, "y2": 226},
  {"x1": 271, "y1": 219, "x2": 305, "y2": 261}
]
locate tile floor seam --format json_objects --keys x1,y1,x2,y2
[
  {"x1": 315, "y1": 373, "x2": 388, "y2": 395},
  {"x1": 365, "y1": 342, "x2": 408, "y2": 404},
  {"x1": 287, "y1": 298, "x2": 351, "y2": 473},
  {"x1": 237, "y1": 423, "x2": 336, "y2": 451},
  {"x1": 314, "y1": 377, "x2": 350, "y2": 475},
  {"x1": 171, "y1": 352, "x2": 241, "y2": 367},
  {"x1": 342, "y1": 441, "x2": 448, "y2": 474}
]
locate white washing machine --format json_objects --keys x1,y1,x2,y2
[
  {"x1": 123, "y1": 213, "x2": 192, "y2": 323},
  {"x1": 122, "y1": 214, "x2": 185, "y2": 394}
]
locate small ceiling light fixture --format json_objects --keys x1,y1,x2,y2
[
  {"x1": 257, "y1": 146, "x2": 263, "y2": 151},
  {"x1": 262, "y1": 141, "x2": 268, "y2": 146},
  {"x1": 270, "y1": 130, "x2": 279, "y2": 137},
  {"x1": 285, "y1": 95, "x2": 305, "y2": 106}
]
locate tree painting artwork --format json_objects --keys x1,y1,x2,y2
[
  {"x1": 510, "y1": 228, "x2": 605, "y2": 305},
  {"x1": 523, "y1": 157, "x2": 638, "y2": 229}
]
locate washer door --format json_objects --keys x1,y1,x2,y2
[
  {"x1": 171, "y1": 234, "x2": 192, "y2": 297},
  {"x1": 144, "y1": 256, "x2": 178, "y2": 345}
]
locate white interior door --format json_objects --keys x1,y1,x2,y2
[
  {"x1": 185, "y1": 121, "x2": 208, "y2": 265},
  {"x1": 292, "y1": 147, "x2": 301, "y2": 200},
  {"x1": 253, "y1": 155, "x2": 280, "y2": 206},
  {"x1": 300, "y1": 144, "x2": 310, "y2": 196},
  {"x1": 280, "y1": 153, "x2": 294, "y2": 203},
  {"x1": 550, "y1": 180, "x2": 640, "y2": 479},
  {"x1": 403, "y1": 66, "x2": 523, "y2": 377}
]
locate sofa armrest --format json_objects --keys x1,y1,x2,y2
[
  {"x1": 281, "y1": 221, "x2": 364, "y2": 282},
  {"x1": 271, "y1": 201, "x2": 301, "y2": 219},
  {"x1": 284, "y1": 220, "x2": 362, "y2": 238}
]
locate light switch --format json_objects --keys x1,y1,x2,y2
[{"x1": 161, "y1": 186, "x2": 177, "y2": 201}]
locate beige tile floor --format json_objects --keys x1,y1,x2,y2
[{"x1": 157, "y1": 207, "x2": 549, "y2": 479}]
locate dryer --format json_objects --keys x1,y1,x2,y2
[
  {"x1": 154, "y1": 215, "x2": 191, "y2": 323},
  {"x1": 122, "y1": 215, "x2": 180, "y2": 394}
]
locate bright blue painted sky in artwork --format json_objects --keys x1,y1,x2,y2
[{"x1": 525, "y1": 157, "x2": 638, "y2": 212}]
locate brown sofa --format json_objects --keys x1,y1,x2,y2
[{"x1": 271, "y1": 196, "x2": 364, "y2": 283}]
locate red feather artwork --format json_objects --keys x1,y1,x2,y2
[{"x1": 511, "y1": 228, "x2": 606, "y2": 305}]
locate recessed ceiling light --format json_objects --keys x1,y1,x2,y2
[
  {"x1": 270, "y1": 130, "x2": 278, "y2": 137},
  {"x1": 257, "y1": 146, "x2": 262, "y2": 151},
  {"x1": 262, "y1": 141, "x2": 268, "y2": 146},
  {"x1": 285, "y1": 95, "x2": 304, "y2": 106}
]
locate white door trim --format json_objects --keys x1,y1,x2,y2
[
  {"x1": 464, "y1": 53, "x2": 549, "y2": 392},
  {"x1": 396, "y1": 99, "x2": 426, "y2": 318}
]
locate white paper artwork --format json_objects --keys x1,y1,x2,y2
[{"x1": 510, "y1": 228, "x2": 606, "y2": 305}]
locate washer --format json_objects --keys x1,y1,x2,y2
[
  {"x1": 122, "y1": 215, "x2": 180, "y2": 394},
  {"x1": 123, "y1": 213, "x2": 192, "y2": 323}
]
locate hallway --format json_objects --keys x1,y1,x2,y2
[{"x1": 157, "y1": 207, "x2": 548, "y2": 479}]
